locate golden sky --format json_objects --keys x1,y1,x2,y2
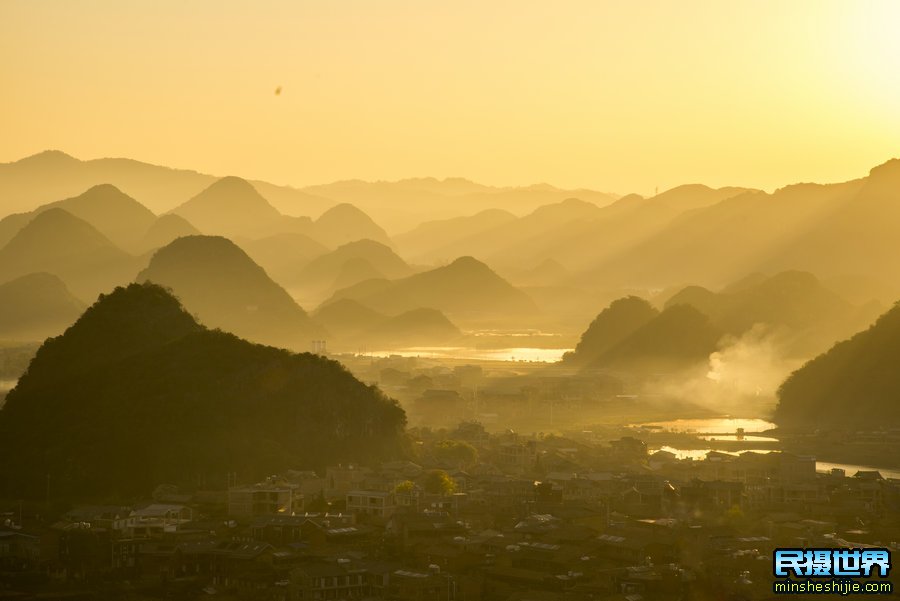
[{"x1": 1, "y1": 0, "x2": 898, "y2": 194}]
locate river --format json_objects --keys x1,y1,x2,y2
[
  {"x1": 363, "y1": 346, "x2": 572, "y2": 362},
  {"x1": 636, "y1": 417, "x2": 899, "y2": 479}
]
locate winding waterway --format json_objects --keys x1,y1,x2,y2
[{"x1": 636, "y1": 417, "x2": 899, "y2": 479}]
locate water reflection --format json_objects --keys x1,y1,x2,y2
[
  {"x1": 656, "y1": 446, "x2": 775, "y2": 461},
  {"x1": 636, "y1": 417, "x2": 777, "y2": 433},
  {"x1": 364, "y1": 347, "x2": 571, "y2": 362},
  {"x1": 815, "y1": 461, "x2": 900, "y2": 480},
  {"x1": 699, "y1": 434, "x2": 779, "y2": 442}
]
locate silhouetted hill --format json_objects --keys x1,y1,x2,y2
[
  {"x1": 513, "y1": 185, "x2": 750, "y2": 273},
  {"x1": 663, "y1": 271, "x2": 866, "y2": 356},
  {"x1": 664, "y1": 285, "x2": 720, "y2": 317},
  {"x1": 424, "y1": 198, "x2": 604, "y2": 266},
  {"x1": 137, "y1": 236, "x2": 323, "y2": 349},
  {"x1": 775, "y1": 301, "x2": 900, "y2": 429},
  {"x1": 299, "y1": 178, "x2": 617, "y2": 232},
  {"x1": 587, "y1": 304, "x2": 723, "y2": 373},
  {"x1": 0, "y1": 152, "x2": 619, "y2": 232},
  {"x1": 312, "y1": 299, "x2": 461, "y2": 348},
  {"x1": 821, "y1": 273, "x2": 897, "y2": 306},
  {"x1": 323, "y1": 256, "x2": 538, "y2": 324},
  {"x1": 650, "y1": 184, "x2": 752, "y2": 212},
  {"x1": 363, "y1": 308, "x2": 462, "y2": 347},
  {"x1": 139, "y1": 214, "x2": 201, "y2": 252},
  {"x1": 715, "y1": 271, "x2": 849, "y2": 333},
  {"x1": 170, "y1": 176, "x2": 313, "y2": 238},
  {"x1": 0, "y1": 184, "x2": 156, "y2": 252},
  {"x1": 756, "y1": 159, "x2": 900, "y2": 280},
  {"x1": 395, "y1": 209, "x2": 516, "y2": 262},
  {"x1": 0, "y1": 283, "x2": 406, "y2": 498},
  {"x1": 312, "y1": 298, "x2": 387, "y2": 339},
  {"x1": 314, "y1": 203, "x2": 392, "y2": 247},
  {"x1": 508, "y1": 258, "x2": 571, "y2": 287},
  {"x1": 326, "y1": 278, "x2": 393, "y2": 305},
  {"x1": 331, "y1": 258, "x2": 386, "y2": 292},
  {"x1": 419, "y1": 187, "x2": 751, "y2": 274},
  {"x1": 565, "y1": 297, "x2": 659, "y2": 365},
  {"x1": 576, "y1": 161, "x2": 900, "y2": 288},
  {"x1": 294, "y1": 239, "x2": 412, "y2": 295},
  {"x1": 720, "y1": 272, "x2": 768, "y2": 294},
  {"x1": 0, "y1": 208, "x2": 137, "y2": 301},
  {"x1": 0, "y1": 150, "x2": 333, "y2": 216},
  {"x1": 238, "y1": 232, "x2": 329, "y2": 286},
  {"x1": 168, "y1": 177, "x2": 393, "y2": 247},
  {"x1": 0, "y1": 273, "x2": 85, "y2": 341}
]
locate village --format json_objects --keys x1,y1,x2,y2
[{"x1": 2, "y1": 417, "x2": 898, "y2": 600}]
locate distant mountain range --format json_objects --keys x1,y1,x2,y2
[
  {"x1": 662, "y1": 271, "x2": 880, "y2": 357},
  {"x1": 170, "y1": 176, "x2": 391, "y2": 246},
  {"x1": 323, "y1": 256, "x2": 538, "y2": 326},
  {"x1": 2, "y1": 151, "x2": 899, "y2": 359},
  {"x1": 237, "y1": 232, "x2": 329, "y2": 286},
  {"x1": 140, "y1": 213, "x2": 201, "y2": 252},
  {"x1": 582, "y1": 160, "x2": 900, "y2": 291},
  {"x1": 393, "y1": 209, "x2": 516, "y2": 260},
  {"x1": 312, "y1": 299, "x2": 461, "y2": 348},
  {"x1": 0, "y1": 207, "x2": 140, "y2": 301},
  {"x1": 296, "y1": 177, "x2": 618, "y2": 232},
  {"x1": 402, "y1": 187, "x2": 753, "y2": 271},
  {"x1": 0, "y1": 183, "x2": 156, "y2": 252},
  {"x1": 0, "y1": 150, "x2": 618, "y2": 232},
  {"x1": 0, "y1": 150, "x2": 332, "y2": 218},
  {"x1": 0, "y1": 273, "x2": 85, "y2": 341},
  {"x1": 137, "y1": 235, "x2": 324, "y2": 350},
  {"x1": 289, "y1": 239, "x2": 413, "y2": 302}
]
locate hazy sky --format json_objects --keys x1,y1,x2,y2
[{"x1": 2, "y1": 1, "x2": 898, "y2": 194}]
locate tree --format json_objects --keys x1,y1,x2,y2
[
  {"x1": 394, "y1": 480, "x2": 415, "y2": 494},
  {"x1": 433, "y1": 439, "x2": 478, "y2": 468},
  {"x1": 422, "y1": 469, "x2": 456, "y2": 495},
  {"x1": 452, "y1": 420, "x2": 486, "y2": 441}
]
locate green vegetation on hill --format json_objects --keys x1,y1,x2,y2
[
  {"x1": 775, "y1": 301, "x2": 900, "y2": 430},
  {"x1": 564, "y1": 296, "x2": 659, "y2": 365},
  {"x1": 587, "y1": 303, "x2": 723, "y2": 373},
  {"x1": 0, "y1": 283, "x2": 407, "y2": 499}
]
